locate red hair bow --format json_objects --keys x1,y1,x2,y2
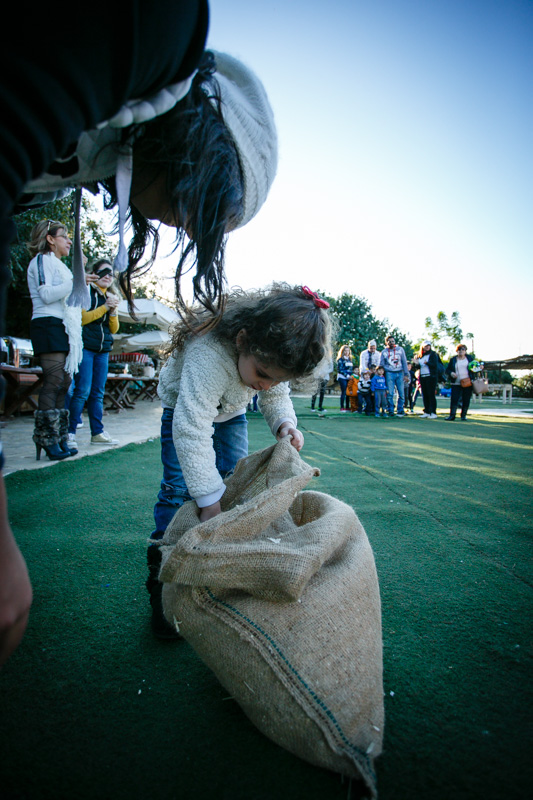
[{"x1": 301, "y1": 286, "x2": 330, "y2": 309}]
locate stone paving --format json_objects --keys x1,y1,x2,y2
[{"x1": 1, "y1": 400, "x2": 162, "y2": 476}]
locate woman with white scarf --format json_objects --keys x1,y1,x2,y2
[{"x1": 26, "y1": 220, "x2": 84, "y2": 461}]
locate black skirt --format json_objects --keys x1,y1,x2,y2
[{"x1": 30, "y1": 316, "x2": 69, "y2": 355}]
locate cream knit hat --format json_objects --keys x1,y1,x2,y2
[{"x1": 211, "y1": 51, "x2": 278, "y2": 229}]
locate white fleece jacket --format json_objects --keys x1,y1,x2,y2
[{"x1": 158, "y1": 333, "x2": 297, "y2": 506}]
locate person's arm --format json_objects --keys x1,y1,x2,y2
[
  {"x1": 81, "y1": 305, "x2": 107, "y2": 325},
  {"x1": 0, "y1": 474, "x2": 32, "y2": 668}
]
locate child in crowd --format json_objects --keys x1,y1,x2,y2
[
  {"x1": 358, "y1": 370, "x2": 372, "y2": 415},
  {"x1": 346, "y1": 368, "x2": 360, "y2": 413},
  {"x1": 336, "y1": 345, "x2": 354, "y2": 412},
  {"x1": 147, "y1": 283, "x2": 333, "y2": 636},
  {"x1": 371, "y1": 366, "x2": 388, "y2": 417}
]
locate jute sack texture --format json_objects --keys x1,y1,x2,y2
[{"x1": 159, "y1": 438, "x2": 384, "y2": 798}]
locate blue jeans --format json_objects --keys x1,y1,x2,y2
[
  {"x1": 67, "y1": 349, "x2": 109, "y2": 435},
  {"x1": 151, "y1": 408, "x2": 248, "y2": 539},
  {"x1": 385, "y1": 370, "x2": 405, "y2": 414}
]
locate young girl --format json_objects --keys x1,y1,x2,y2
[
  {"x1": 336, "y1": 345, "x2": 354, "y2": 412},
  {"x1": 147, "y1": 283, "x2": 332, "y2": 637}
]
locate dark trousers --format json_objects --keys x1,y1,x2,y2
[
  {"x1": 311, "y1": 379, "x2": 327, "y2": 410},
  {"x1": 358, "y1": 393, "x2": 371, "y2": 414},
  {"x1": 420, "y1": 376, "x2": 437, "y2": 415},
  {"x1": 450, "y1": 384, "x2": 473, "y2": 419}
]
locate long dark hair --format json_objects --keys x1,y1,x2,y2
[
  {"x1": 170, "y1": 283, "x2": 334, "y2": 380},
  {"x1": 103, "y1": 52, "x2": 243, "y2": 326}
]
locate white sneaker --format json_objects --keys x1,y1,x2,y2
[
  {"x1": 420, "y1": 412, "x2": 430, "y2": 418},
  {"x1": 67, "y1": 432, "x2": 78, "y2": 447},
  {"x1": 91, "y1": 430, "x2": 119, "y2": 445},
  {"x1": 77, "y1": 420, "x2": 84, "y2": 428},
  {"x1": 429, "y1": 413, "x2": 438, "y2": 419}
]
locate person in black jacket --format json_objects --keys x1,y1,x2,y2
[
  {"x1": 412, "y1": 341, "x2": 443, "y2": 419},
  {"x1": 444, "y1": 344, "x2": 476, "y2": 420},
  {"x1": 66, "y1": 261, "x2": 120, "y2": 446}
]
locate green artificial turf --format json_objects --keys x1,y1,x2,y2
[{"x1": 1, "y1": 399, "x2": 532, "y2": 800}]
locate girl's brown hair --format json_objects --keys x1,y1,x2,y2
[{"x1": 170, "y1": 283, "x2": 333, "y2": 380}]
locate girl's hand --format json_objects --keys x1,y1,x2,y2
[
  {"x1": 85, "y1": 272, "x2": 99, "y2": 284},
  {"x1": 277, "y1": 423, "x2": 304, "y2": 451},
  {"x1": 199, "y1": 501, "x2": 221, "y2": 522}
]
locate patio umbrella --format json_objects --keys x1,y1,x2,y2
[
  {"x1": 117, "y1": 298, "x2": 178, "y2": 331},
  {"x1": 121, "y1": 330, "x2": 171, "y2": 350}
]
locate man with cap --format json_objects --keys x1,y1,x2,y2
[{"x1": 379, "y1": 334, "x2": 410, "y2": 417}]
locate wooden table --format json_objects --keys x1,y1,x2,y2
[
  {"x1": 132, "y1": 377, "x2": 159, "y2": 402},
  {"x1": 1, "y1": 364, "x2": 44, "y2": 417},
  {"x1": 104, "y1": 375, "x2": 140, "y2": 411}
]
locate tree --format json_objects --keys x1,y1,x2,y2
[
  {"x1": 417, "y1": 311, "x2": 474, "y2": 359},
  {"x1": 512, "y1": 373, "x2": 533, "y2": 398},
  {"x1": 6, "y1": 196, "x2": 116, "y2": 338},
  {"x1": 321, "y1": 292, "x2": 413, "y2": 359}
]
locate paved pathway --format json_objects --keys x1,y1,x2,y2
[{"x1": 1, "y1": 400, "x2": 162, "y2": 476}]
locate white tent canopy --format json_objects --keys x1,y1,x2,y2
[
  {"x1": 118, "y1": 330, "x2": 171, "y2": 352},
  {"x1": 117, "y1": 298, "x2": 178, "y2": 331}
]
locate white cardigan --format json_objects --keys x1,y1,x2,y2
[
  {"x1": 158, "y1": 333, "x2": 297, "y2": 506},
  {"x1": 27, "y1": 252, "x2": 73, "y2": 319}
]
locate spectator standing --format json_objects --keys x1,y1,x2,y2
[
  {"x1": 311, "y1": 378, "x2": 327, "y2": 414},
  {"x1": 358, "y1": 370, "x2": 372, "y2": 415},
  {"x1": 26, "y1": 220, "x2": 82, "y2": 461},
  {"x1": 445, "y1": 344, "x2": 476, "y2": 421},
  {"x1": 380, "y1": 334, "x2": 409, "y2": 417},
  {"x1": 336, "y1": 345, "x2": 354, "y2": 413},
  {"x1": 405, "y1": 360, "x2": 417, "y2": 413},
  {"x1": 346, "y1": 368, "x2": 360, "y2": 413},
  {"x1": 412, "y1": 340, "x2": 443, "y2": 419},
  {"x1": 371, "y1": 366, "x2": 388, "y2": 417},
  {"x1": 359, "y1": 340, "x2": 381, "y2": 374},
  {"x1": 67, "y1": 260, "x2": 120, "y2": 446}
]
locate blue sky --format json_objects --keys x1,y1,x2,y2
[{"x1": 155, "y1": 0, "x2": 532, "y2": 361}]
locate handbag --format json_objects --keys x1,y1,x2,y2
[
  {"x1": 460, "y1": 377, "x2": 472, "y2": 388},
  {"x1": 473, "y1": 378, "x2": 489, "y2": 394}
]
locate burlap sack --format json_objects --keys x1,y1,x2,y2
[{"x1": 159, "y1": 438, "x2": 384, "y2": 798}]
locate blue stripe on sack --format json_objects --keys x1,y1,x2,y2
[
  {"x1": 37, "y1": 253, "x2": 46, "y2": 286},
  {"x1": 204, "y1": 588, "x2": 374, "y2": 772}
]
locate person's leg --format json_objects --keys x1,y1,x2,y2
[
  {"x1": 461, "y1": 386, "x2": 473, "y2": 419},
  {"x1": 428, "y1": 378, "x2": 437, "y2": 415},
  {"x1": 68, "y1": 351, "x2": 94, "y2": 433},
  {"x1": 420, "y1": 377, "x2": 431, "y2": 414},
  {"x1": 318, "y1": 381, "x2": 326, "y2": 411},
  {"x1": 213, "y1": 413, "x2": 248, "y2": 478},
  {"x1": 448, "y1": 385, "x2": 461, "y2": 419},
  {"x1": 148, "y1": 406, "x2": 195, "y2": 638},
  {"x1": 385, "y1": 371, "x2": 395, "y2": 414},
  {"x1": 395, "y1": 373, "x2": 405, "y2": 414},
  {"x1": 152, "y1": 407, "x2": 191, "y2": 539},
  {"x1": 38, "y1": 352, "x2": 70, "y2": 411},
  {"x1": 311, "y1": 393, "x2": 317, "y2": 410},
  {"x1": 86, "y1": 351, "x2": 109, "y2": 436},
  {"x1": 338, "y1": 378, "x2": 347, "y2": 409}
]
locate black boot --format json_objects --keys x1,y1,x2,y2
[
  {"x1": 146, "y1": 545, "x2": 182, "y2": 640},
  {"x1": 33, "y1": 410, "x2": 71, "y2": 461},
  {"x1": 58, "y1": 409, "x2": 78, "y2": 455}
]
